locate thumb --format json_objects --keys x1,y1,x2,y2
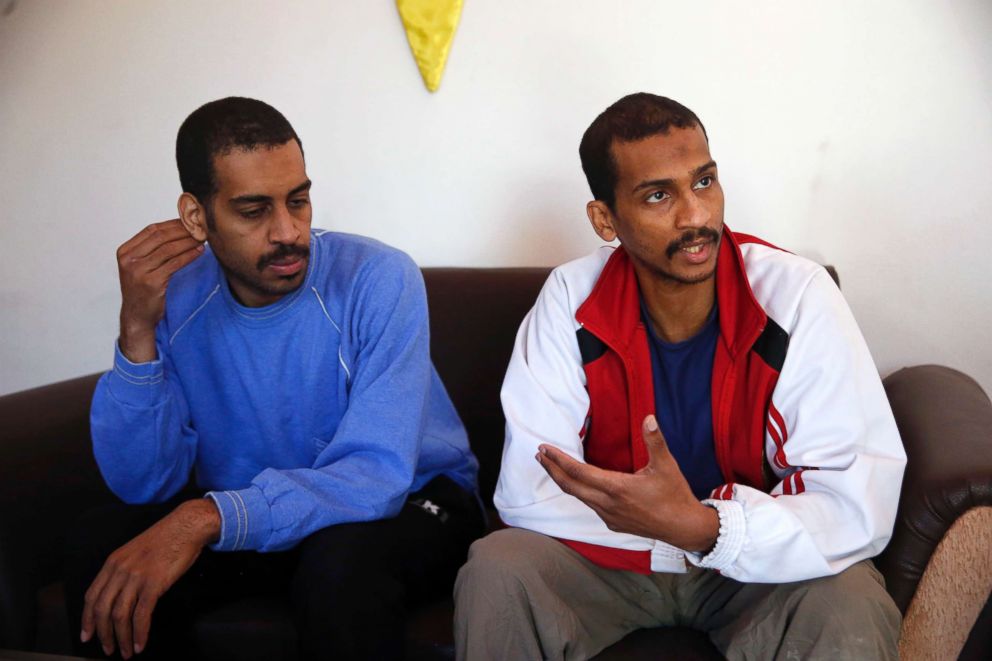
[{"x1": 642, "y1": 415, "x2": 673, "y2": 467}]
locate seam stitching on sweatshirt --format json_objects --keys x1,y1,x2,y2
[
  {"x1": 224, "y1": 491, "x2": 243, "y2": 550},
  {"x1": 232, "y1": 490, "x2": 249, "y2": 549},
  {"x1": 169, "y1": 285, "x2": 221, "y2": 345},
  {"x1": 310, "y1": 287, "x2": 352, "y2": 383}
]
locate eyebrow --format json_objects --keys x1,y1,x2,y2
[
  {"x1": 229, "y1": 179, "x2": 312, "y2": 205},
  {"x1": 632, "y1": 161, "x2": 717, "y2": 193}
]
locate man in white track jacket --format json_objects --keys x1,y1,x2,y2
[{"x1": 455, "y1": 93, "x2": 906, "y2": 661}]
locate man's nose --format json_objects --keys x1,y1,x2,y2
[
  {"x1": 674, "y1": 191, "x2": 710, "y2": 230},
  {"x1": 269, "y1": 205, "x2": 300, "y2": 244}
]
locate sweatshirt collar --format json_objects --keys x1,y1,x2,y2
[{"x1": 217, "y1": 234, "x2": 319, "y2": 326}]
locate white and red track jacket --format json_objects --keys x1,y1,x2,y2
[{"x1": 495, "y1": 228, "x2": 906, "y2": 583}]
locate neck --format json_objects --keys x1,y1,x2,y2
[{"x1": 636, "y1": 270, "x2": 716, "y2": 343}]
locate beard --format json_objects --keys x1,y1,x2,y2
[{"x1": 215, "y1": 242, "x2": 311, "y2": 304}]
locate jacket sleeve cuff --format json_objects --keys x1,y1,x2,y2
[
  {"x1": 107, "y1": 341, "x2": 165, "y2": 407},
  {"x1": 205, "y1": 485, "x2": 273, "y2": 552},
  {"x1": 686, "y1": 498, "x2": 746, "y2": 571}
]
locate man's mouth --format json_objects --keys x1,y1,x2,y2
[
  {"x1": 257, "y1": 245, "x2": 310, "y2": 275},
  {"x1": 678, "y1": 240, "x2": 714, "y2": 265},
  {"x1": 269, "y1": 255, "x2": 301, "y2": 266},
  {"x1": 266, "y1": 256, "x2": 306, "y2": 277},
  {"x1": 665, "y1": 227, "x2": 721, "y2": 260}
]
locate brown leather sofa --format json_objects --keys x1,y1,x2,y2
[{"x1": 1, "y1": 267, "x2": 990, "y2": 660}]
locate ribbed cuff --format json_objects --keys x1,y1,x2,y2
[
  {"x1": 107, "y1": 341, "x2": 165, "y2": 406},
  {"x1": 205, "y1": 485, "x2": 273, "y2": 551},
  {"x1": 686, "y1": 498, "x2": 746, "y2": 571}
]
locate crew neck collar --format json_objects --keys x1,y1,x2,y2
[{"x1": 216, "y1": 235, "x2": 319, "y2": 326}]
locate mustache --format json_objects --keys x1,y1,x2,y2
[
  {"x1": 665, "y1": 227, "x2": 721, "y2": 259},
  {"x1": 256, "y1": 243, "x2": 310, "y2": 271}
]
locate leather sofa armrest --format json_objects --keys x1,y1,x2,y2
[
  {"x1": 876, "y1": 365, "x2": 992, "y2": 613},
  {"x1": 0, "y1": 516, "x2": 36, "y2": 649},
  {"x1": 0, "y1": 373, "x2": 109, "y2": 647}
]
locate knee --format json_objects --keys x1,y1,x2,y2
[
  {"x1": 797, "y1": 562, "x2": 901, "y2": 636},
  {"x1": 455, "y1": 528, "x2": 556, "y2": 601},
  {"x1": 463, "y1": 529, "x2": 540, "y2": 574}
]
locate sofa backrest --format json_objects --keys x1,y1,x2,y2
[{"x1": 422, "y1": 267, "x2": 550, "y2": 507}]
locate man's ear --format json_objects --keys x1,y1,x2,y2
[
  {"x1": 177, "y1": 192, "x2": 209, "y2": 242},
  {"x1": 587, "y1": 201, "x2": 618, "y2": 243}
]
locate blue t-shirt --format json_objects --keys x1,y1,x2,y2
[{"x1": 642, "y1": 301, "x2": 724, "y2": 500}]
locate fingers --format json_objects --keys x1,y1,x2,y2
[
  {"x1": 80, "y1": 567, "x2": 111, "y2": 644},
  {"x1": 540, "y1": 446, "x2": 616, "y2": 490},
  {"x1": 82, "y1": 568, "x2": 154, "y2": 658},
  {"x1": 112, "y1": 579, "x2": 140, "y2": 659},
  {"x1": 130, "y1": 235, "x2": 203, "y2": 274},
  {"x1": 93, "y1": 570, "x2": 129, "y2": 656},
  {"x1": 132, "y1": 591, "x2": 160, "y2": 655},
  {"x1": 147, "y1": 238, "x2": 204, "y2": 276},
  {"x1": 642, "y1": 415, "x2": 674, "y2": 468},
  {"x1": 119, "y1": 219, "x2": 191, "y2": 258},
  {"x1": 536, "y1": 446, "x2": 613, "y2": 506}
]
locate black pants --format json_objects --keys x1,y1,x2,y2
[{"x1": 64, "y1": 476, "x2": 484, "y2": 660}]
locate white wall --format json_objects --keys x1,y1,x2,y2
[{"x1": 1, "y1": 0, "x2": 990, "y2": 397}]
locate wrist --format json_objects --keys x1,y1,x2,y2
[
  {"x1": 175, "y1": 498, "x2": 222, "y2": 546},
  {"x1": 118, "y1": 321, "x2": 157, "y2": 363},
  {"x1": 685, "y1": 503, "x2": 720, "y2": 553}
]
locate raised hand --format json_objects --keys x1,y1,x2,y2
[
  {"x1": 80, "y1": 499, "x2": 220, "y2": 658},
  {"x1": 536, "y1": 414, "x2": 719, "y2": 552},
  {"x1": 116, "y1": 219, "x2": 204, "y2": 362}
]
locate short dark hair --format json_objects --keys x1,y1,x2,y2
[
  {"x1": 175, "y1": 97, "x2": 303, "y2": 216},
  {"x1": 579, "y1": 93, "x2": 706, "y2": 209}
]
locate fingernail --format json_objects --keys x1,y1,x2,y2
[
  {"x1": 197, "y1": 244, "x2": 205, "y2": 251},
  {"x1": 645, "y1": 415, "x2": 659, "y2": 432},
  {"x1": 135, "y1": 644, "x2": 143, "y2": 654},
  {"x1": 80, "y1": 629, "x2": 88, "y2": 642}
]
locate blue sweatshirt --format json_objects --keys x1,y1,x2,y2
[{"x1": 90, "y1": 230, "x2": 478, "y2": 552}]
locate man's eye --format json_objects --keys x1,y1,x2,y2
[
  {"x1": 289, "y1": 198, "x2": 310, "y2": 208},
  {"x1": 240, "y1": 208, "x2": 264, "y2": 219},
  {"x1": 647, "y1": 191, "x2": 668, "y2": 203},
  {"x1": 694, "y1": 176, "x2": 713, "y2": 190}
]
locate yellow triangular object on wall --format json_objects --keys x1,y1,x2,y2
[{"x1": 397, "y1": 0, "x2": 463, "y2": 92}]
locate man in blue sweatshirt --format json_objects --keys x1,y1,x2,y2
[{"x1": 68, "y1": 97, "x2": 482, "y2": 660}]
